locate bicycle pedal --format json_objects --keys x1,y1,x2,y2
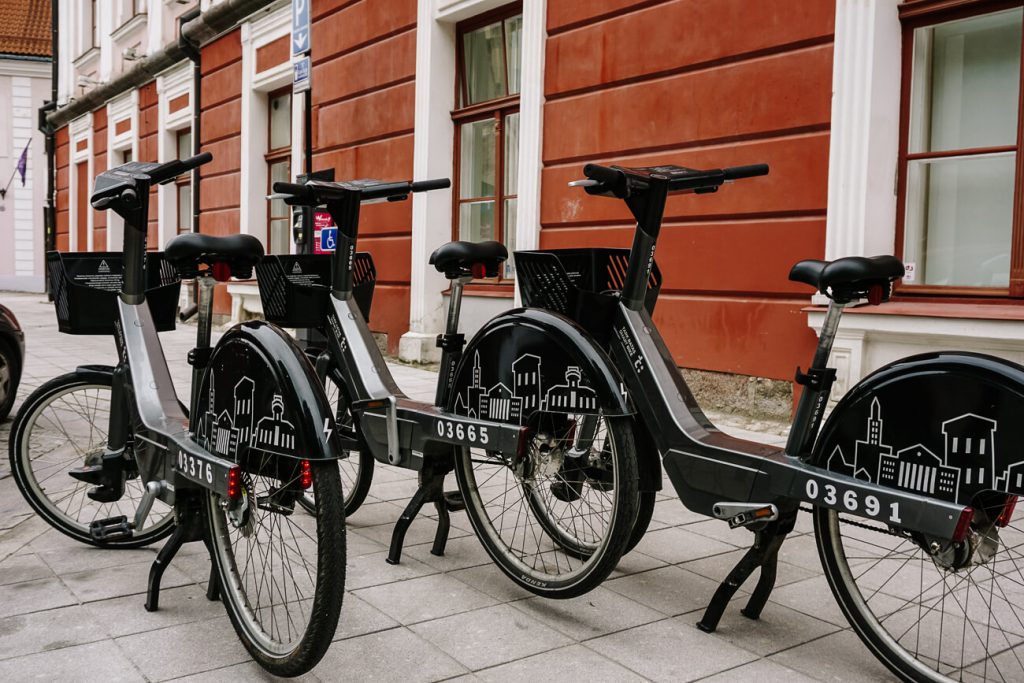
[
  {"x1": 86, "y1": 485, "x2": 124, "y2": 503},
  {"x1": 442, "y1": 491, "x2": 465, "y2": 512},
  {"x1": 712, "y1": 502, "x2": 779, "y2": 529},
  {"x1": 68, "y1": 464, "x2": 105, "y2": 485},
  {"x1": 89, "y1": 515, "x2": 133, "y2": 542}
]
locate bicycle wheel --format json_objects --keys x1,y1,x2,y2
[
  {"x1": 9, "y1": 372, "x2": 174, "y2": 548},
  {"x1": 455, "y1": 411, "x2": 638, "y2": 598},
  {"x1": 206, "y1": 457, "x2": 345, "y2": 676},
  {"x1": 297, "y1": 367, "x2": 373, "y2": 517},
  {"x1": 815, "y1": 492, "x2": 1024, "y2": 681},
  {"x1": 625, "y1": 490, "x2": 656, "y2": 554}
]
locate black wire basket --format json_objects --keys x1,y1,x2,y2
[
  {"x1": 255, "y1": 253, "x2": 376, "y2": 328},
  {"x1": 46, "y1": 251, "x2": 182, "y2": 335},
  {"x1": 514, "y1": 248, "x2": 661, "y2": 342}
]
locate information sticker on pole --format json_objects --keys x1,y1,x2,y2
[
  {"x1": 293, "y1": 56, "x2": 310, "y2": 94},
  {"x1": 314, "y1": 213, "x2": 336, "y2": 254}
]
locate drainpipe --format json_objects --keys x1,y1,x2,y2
[
  {"x1": 178, "y1": 7, "x2": 201, "y2": 234},
  {"x1": 36, "y1": 0, "x2": 58, "y2": 293}
]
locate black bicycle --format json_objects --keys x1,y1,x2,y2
[
  {"x1": 9, "y1": 154, "x2": 346, "y2": 677},
  {"x1": 264, "y1": 177, "x2": 640, "y2": 598},
  {"x1": 507, "y1": 161, "x2": 1024, "y2": 682}
]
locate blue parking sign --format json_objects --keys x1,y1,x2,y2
[
  {"x1": 292, "y1": 0, "x2": 310, "y2": 56},
  {"x1": 320, "y1": 227, "x2": 337, "y2": 252}
]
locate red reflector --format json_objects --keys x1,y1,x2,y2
[
  {"x1": 952, "y1": 506, "x2": 975, "y2": 543},
  {"x1": 471, "y1": 262, "x2": 487, "y2": 279},
  {"x1": 516, "y1": 426, "x2": 531, "y2": 461},
  {"x1": 211, "y1": 261, "x2": 232, "y2": 282},
  {"x1": 300, "y1": 459, "x2": 312, "y2": 489},
  {"x1": 227, "y1": 466, "x2": 241, "y2": 501},
  {"x1": 997, "y1": 496, "x2": 1018, "y2": 528},
  {"x1": 867, "y1": 284, "x2": 885, "y2": 306}
]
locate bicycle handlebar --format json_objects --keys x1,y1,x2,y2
[
  {"x1": 722, "y1": 164, "x2": 770, "y2": 181},
  {"x1": 151, "y1": 152, "x2": 213, "y2": 185},
  {"x1": 272, "y1": 177, "x2": 451, "y2": 205},
  {"x1": 575, "y1": 161, "x2": 769, "y2": 198}
]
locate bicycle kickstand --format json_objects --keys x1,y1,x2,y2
[
  {"x1": 145, "y1": 497, "x2": 205, "y2": 612},
  {"x1": 696, "y1": 523, "x2": 788, "y2": 633},
  {"x1": 387, "y1": 465, "x2": 463, "y2": 565}
]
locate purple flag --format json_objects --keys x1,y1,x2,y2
[{"x1": 15, "y1": 140, "x2": 29, "y2": 186}]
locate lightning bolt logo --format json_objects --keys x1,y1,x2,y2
[{"x1": 323, "y1": 417, "x2": 334, "y2": 441}]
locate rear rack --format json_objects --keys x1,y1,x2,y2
[
  {"x1": 514, "y1": 248, "x2": 661, "y2": 342},
  {"x1": 254, "y1": 253, "x2": 376, "y2": 328}
]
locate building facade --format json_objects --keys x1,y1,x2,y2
[
  {"x1": 0, "y1": 0, "x2": 51, "y2": 292},
  {"x1": 43, "y1": 0, "x2": 1024, "y2": 413}
]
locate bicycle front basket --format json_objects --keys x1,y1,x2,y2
[
  {"x1": 514, "y1": 248, "x2": 661, "y2": 342},
  {"x1": 254, "y1": 253, "x2": 376, "y2": 328},
  {"x1": 46, "y1": 251, "x2": 182, "y2": 335}
]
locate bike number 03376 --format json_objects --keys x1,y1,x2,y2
[
  {"x1": 435, "y1": 419, "x2": 489, "y2": 445},
  {"x1": 804, "y1": 479, "x2": 902, "y2": 524},
  {"x1": 177, "y1": 452, "x2": 214, "y2": 485}
]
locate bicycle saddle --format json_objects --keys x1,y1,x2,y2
[
  {"x1": 789, "y1": 255, "x2": 905, "y2": 304},
  {"x1": 164, "y1": 233, "x2": 264, "y2": 279},
  {"x1": 429, "y1": 240, "x2": 508, "y2": 279}
]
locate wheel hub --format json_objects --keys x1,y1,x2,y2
[{"x1": 930, "y1": 526, "x2": 999, "y2": 571}]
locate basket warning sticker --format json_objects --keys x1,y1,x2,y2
[{"x1": 72, "y1": 258, "x2": 123, "y2": 292}]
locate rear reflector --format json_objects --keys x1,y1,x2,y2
[
  {"x1": 227, "y1": 466, "x2": 241, "y2": 501},
  {"x1": 997, "y1": 496, "x2": 1018, "y2": 528},
  {"x1": 300, "y1": 459, "x2": 312, "y2": 489},
  {"x1": 471, "y1": 263, "x2": 487, "y2": 279},
  {"x1": 952, "y1": 506, "x2": 975, "y2": 543}
]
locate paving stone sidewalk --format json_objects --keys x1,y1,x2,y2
[{"x1": 0, "y1": 292, "x2": 888, "y2": 682}]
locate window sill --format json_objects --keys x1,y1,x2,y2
[
  {"x1": 73, "y1": 47, "x2": 100, "y2": 68},
  {"x1": 444, "y1": 281, "x2": 514, "y2": 298},
  {"x1": 112, "y1": 14, "x2": 148, "y2": 42},
  {"x1": 804, "y1": 300, "x2": 1024, "y2": 321}
]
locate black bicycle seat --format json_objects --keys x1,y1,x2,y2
[
  {"x1": 429, "y1": 240, "x2": 508, "y2": 279},
  {"x1": 790, "y1": 255, "x2": 905, "y2": 303},
  {"x1": 164, "y1": 233, "x2": 264, "y2": 279}
]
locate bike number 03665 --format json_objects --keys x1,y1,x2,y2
[
  {"x1": 804, "y1": 479, "x2": 902, "y2": 524},
  {"x1": 177, "y1": 452, "x2": 214, "y2": 485},
  {"x1": 435, "y1": 420, "x2": 489, "y2": 445}
]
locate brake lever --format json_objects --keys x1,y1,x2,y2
[{"x1": 568, "y1": 179, "x2": 599, "y2": 187}]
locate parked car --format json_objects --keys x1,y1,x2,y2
[{"x1": 0, "y1": 303, "x2": 24, "y2": 420}]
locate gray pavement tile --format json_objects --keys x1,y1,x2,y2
[
  {"x1": 775, "y1": 532, "x2": 829, "y2": 569},
  {"x1": 350, "y1": 514, "x2": 471, "y2": 548},
  {"x1": 332, "y1": 592, "x2": 399, "y2": 641},
  {"x1": 510, "y1": 585, "x2": 663, "y2": 641},
  {"x1": 680, "y1": 518, "x2": 755, "y2": 549},
  {"x1": 81, "y1": 584, "x2": 225, "y2": 638},
  {"x1": 344, "y1": 500, "x2": 407, "y2": 528},
  {"x1": 0, "y1": 603, "x2": 107, "y2": 660},
  {"x1": 680, "y1": 547, "x2": 817, "y2": 589},
  {"x1": 0, "y1": 575, "x2": 78, "y2": 618},
  {"x1": 768, "y1": 630, "x2": 893, "y2": 682},
  {"x1": 699, "y1": 658, "x2": 821, "y2": 682},
  {"x1": 584, "y1": 617, "x2": 759, "y2": 682},
  {"x1": 411, "y1": 603, "x2": 573, "y2": 671},
  {"x1": 0, "y1": 552, "x2": 54, "y2": 585},
  {"x1": 650, "y1": 498, "x2": 706, "y2": 528},
  {"x1": 604, "y1": 565, "x2": 725, "y2": 616},
  {"x1": 766, "y1": 575, "x2": 852, "y2": 627},
  {"x1": 36, "y1": 544, "x2": 158, "y2": 575},
  {"x1": 343, "y1": 550, "x2": 438, "y2": 591},
  {"x1": 402, "y1": 533, "x2": 494, "y2": 573},
  {"x1": 606, "y1": 548, "x2": 667, "y2": 579},
  {"x1": 0, "y1": 639, "x2": 144, "y2": 682},
  {"x1": 355, "y1": 573, "x2": 498, "y2": 625},
  {"x1": 116, "y1": 616, "x2": 251, "y2": 681},
  {"x1": 313, "y1": 626, "x2": 468, "y2": 682},
  {"x1": 477, "y1": 643, "x2": 647, "y2": 682},
  {"x1": 632, "y1": 525, "x2": 736, "y2": 565},
  {"x1": 361, "y1": 477, "x2": 427, "y2": 503},
  {"x1": 169, "y1": 660, "x2": 321, "y2": 682},
  {"x1": 62, "y1": 559, "x2": 191, "y2": 602},
  {"x1": 448, "y1": 564, "x2": 535, "y2": 604},
  {"x1": 691, "y1": 602, "x2": 840, "y2": 657}
]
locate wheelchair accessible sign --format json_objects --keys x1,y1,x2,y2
[{"x1": 315, "y1": 212, "x2": 337, "y2": 254}]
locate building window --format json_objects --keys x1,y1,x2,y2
[
  {"x1": 176, "y1": 130, "x2": 192, "y2": 235},
  {"x1": 898, "y1": 3, "x2": 1024, "y2": 295},
  {"x1": 266, "y1": 89, "x2": 291, "y2": 255},
  {"x1": 453, "y1": 5, "x2": 522, "y2": 279},
  {"x1": 89, "y1": 0, "x2": 98, "y2": 51}
]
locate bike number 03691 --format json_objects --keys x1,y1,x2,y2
[
  {"x1": 177, "y1": 452, "x2": 214, "y2": 485},
  {"x1": 435, "y1": 419, "x2": 489, "y2": 445},
  {"x1": 805, "y1": 479, "x2": 902, "y2": 524}
]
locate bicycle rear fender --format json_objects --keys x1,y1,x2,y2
[
  {"x1": 449, "y1": 308, "x2": 633, "y2": 421},
  {"x1": 194, "y1": 321, "x2": 343, "y2": 462},
  {"x1": 812, "y1": 351, "x2": 1024, "y2": 509}
]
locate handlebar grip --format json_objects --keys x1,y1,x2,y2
[
  {"x1": 722, "y1": 163, "x2": 769, "y2": 181},
  {"x1": 273, "y1": 181, "x2": 313, "y2": 198},
  {"x1": 181, "y1": 152, "x2": 213, "y2": 171},
  {"x1": 410, "y1": 178, "x2": 451, "y2": 193},
  {"x1": 179, "y1": 304, "x2": 199, "y2": 322},
  {"x1": 583, "y1": 163, "x2": 624, "y2": 185}
]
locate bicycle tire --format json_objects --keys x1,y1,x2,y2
[
  {"x1": 297, "y1": 366, "x2": 373, "y2": 517},
  {"x1": 207, "y1": 459, "x2": 345, "y2": 676},
  {"x1": 9, "y1": 372, "x2": 175, "y2": 548},
  {"x1": 815, "y1": 485, "x2": 1024, "y2": 681},
  {"x1": 455, "y1": 413, "x2": 639, "y2": 598}
]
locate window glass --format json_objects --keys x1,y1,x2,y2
[
  {"x1": 269, "y1": 161, "x2": 291, "y2": 254},
  {"x1": 177, "y1": 184, "x2": 191, "y2": 234},
  {"x1": 122, "y1": 149, "x2": 132, "y2": 164},
  {"x1": 460, "y1": 118, "x2": 496, "y2": 199},
  {"x1": 504, "y1": 112, "x2": 519, "y2": 195},
  {"x1": 177, "y1": 130, "x2": 191, "y2": 160},
  {"x1": 909, "y1": 9, "x2": 1022, "y2": 153},
  {"x1": 904, "y1": 153, "x2": 1015, "y2": 287},
  {"x1": 269, "y1": 93, "x2": 292, "y2": 151},
  {"x1": 504, "y1": 16, "x2": 523, "y2": 95},
  {"x1": 503, "y1": 197, "x2": 517, "y2": 277},
  {"x1": 459, "y1": 201, "x2": 496, "y2": 243},
  {"x1": 463, "y1": 22, "x2": 507, "y2": 105}
]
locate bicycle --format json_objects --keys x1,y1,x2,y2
[
  {"x1": 9, "y1": 154, "x2": 347, "y2": 677},
  {"x1": 506, "y1": 160, "x2": 1024, "y2": 682},
  {"x1": 264, "y1": 177, "x2": 640, "y2": 598}
]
